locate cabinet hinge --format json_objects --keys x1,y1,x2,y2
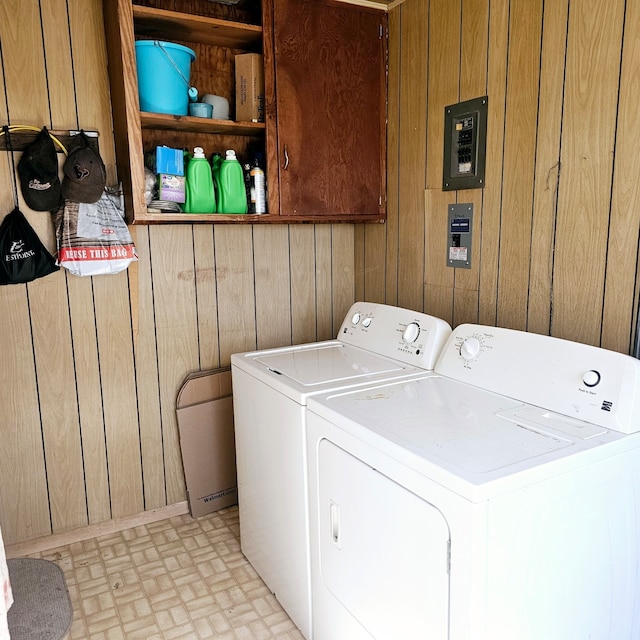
[{"x1": 379, "y1": 23, "x2": 383, "y2": 39}]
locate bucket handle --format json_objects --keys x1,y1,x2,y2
[{"x1": 153, "y1": 41, "x2": 198, "y2": 101}]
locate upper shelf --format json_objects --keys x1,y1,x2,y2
[{"x1": 132, "y1": 5, "x2": 263, "y2": 49}]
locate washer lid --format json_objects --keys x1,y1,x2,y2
[{"x1": 255, "y1": 343, "x2": 404, "y2": 387}]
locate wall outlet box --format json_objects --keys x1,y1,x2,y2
[{"x1": 235, "y1": 53, "x2": 264, "y2": 123}]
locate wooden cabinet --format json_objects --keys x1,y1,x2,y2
[
  {"x1": 268, "y1": 0, "x2": 387, "y2": 220},
  {"x1": 103, "y1": 0, "x2": 387, "y2": 224}
]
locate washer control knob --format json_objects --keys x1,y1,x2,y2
[
  {"x1": 583, "y1": 370, "x2": 601, "y2": 387},
  {"x1": 460, "y1": 337, "x2": 481, "y2": 360},
  {"x1": 351, "y1": 312, "x2": 361, "y2": 325},
  {"x1": 402, "y1": 322, "x2": 421, "y2": 343},
  {"x1": 362, "y1": 317, "x2": 372, "y2": 328}
]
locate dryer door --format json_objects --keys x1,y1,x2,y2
[{"x1": 316, "y1": 440, "x2": 450, "y2": 640}]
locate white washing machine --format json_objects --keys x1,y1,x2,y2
[
  {"x1": 231, "y1": 303, "x2": 451, "y2": 639},
  {"x1": 306, "y1": 324, "x2": 640, "y2": 640}
]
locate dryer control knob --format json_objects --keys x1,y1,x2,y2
[
  {"x1": 362, "y1": 317, "x2": 372, "y2": 328},
  {"x1": 583, "y1": 370, "x2": 601, "y2": 387},
  {"x1": 402, "y1": 322, "x2": 421, "y2": 343},
  {"x1": 351, "y1": 312, "x2": 361, "y2": 325},
  {"x1": 460, "y1": 337, "x2": 481, "y2": 360}
]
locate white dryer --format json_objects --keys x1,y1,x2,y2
[
  {"x1": 306, "y1": 324, "x2": 640, "y2": 640},
  {"x1": 230, "y1": 302, "x2": 451, "y2": 639}
]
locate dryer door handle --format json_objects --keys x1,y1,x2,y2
[{"x1": 330, "y1": 501, "x2": 341, "y2": 549}]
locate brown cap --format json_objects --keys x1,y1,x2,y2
[{"x1": 62, "y1": 132, "x2": 106, "y2": 204}]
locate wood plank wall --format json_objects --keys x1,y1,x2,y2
[
  {"x1": 357, "y1": 0, "x2": 640, "y2": 356},
  {"x1": 0, "y1": 0, "x2": 355, "y2": 545}
]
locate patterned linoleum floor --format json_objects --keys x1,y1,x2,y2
[{"x1": 32, "y1": 506, "x2": 305, "y2": 640}]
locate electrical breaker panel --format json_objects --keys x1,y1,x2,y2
[
  {"x1": 447, "y1": 203, "x2": 473, "y2": 269},
  {"x1": 443, "y1": 96, "x2": 488, "y2": 191}
]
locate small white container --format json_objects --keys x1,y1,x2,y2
[{"x1": 202, "y1": 94, "x2": 230, "y2": 120}]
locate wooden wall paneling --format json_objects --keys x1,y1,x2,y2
[
  {"x1": 131, "y1": 226, "x2": 166, "y2": 510},
  {"x1": 68, "y1": 0, "x2": 117, "y2": 180},
  {"x1": 601, "y1": 0, "x2": 640, "y2": 354},
  {"x1": 552, "y1": 0, "x2": 625, "y2": 345},
  {"x1": 362, "y1": 223, "x2": 388, "y2": 304},
  {"x1": 215, "y1": 226, "x2": 257, "y2": 362},
  {"x1": 526, "y1": 0, "x2": 569, "y2": 336},
  {"x1": 253, "y1": 225, "x2": 292, "y2": 349},
  {"x1": 0, "y1": 284, "x2": 51, "y2": 545},
  {"x1": 150, "y1": 226, "x2": 200, "y2": 506},
  {"x1": 452, "y1": 0, "x2": 489, "y2": 328},
  {"x1": 0, "y1": 1, "x2": 54, "y2": 245},
  {"x1": 193, "y1": 226, "x2": 220, "y2": 369},
  {"x1": 66, "y1": 276, "x2": 112, "y2": 523},
  {"x1": 424, "y1": 189, "x2": 453, "y2": 325},
  {"x1": 397, "y1": 0, "x2": 428, "y2": 312},
  {"x1": 29, "y1": 273, "x2": 88, "y2": 533},
  {"x1": 70, "y1": 0, "x2": 143, "y2": 520},
  {"x1": 331, "y1": 225, "x2": 356, "y2": 333},
  {"x1": 315, "y1": 225, "x2": 334, "y2": 341},
  {"x1": 423, "y1": 0, "x2": 459, "y2": 321},
  {"x1": 55, "y1": 0, "x2": 113, "y2": 521},
  {"x1": 289, "y1": 225, "x2": 317, "y2": 345},
  {"x1": 495, "y1": 0, "x2": 543, "y2": 330},
  {"x1": 93, "y1": 270, "x2": 145, "y2": 519},
  {"x1": 477, "y1": 0, "x2": 509, "y2": 326},
  {"x1": 2, "y1": 0, "x2": 87, "y2": 534},
  {"x1": 384, "y1": 5, "x2": 401, "y2": 307},
  {"x1": 0, "y1": 2, "x2": 47, "y2": 124},
  {"x1": 41, "y1": 0, "x2": 77, "y2": 129},
  {"x1": 355, "y1": 225, "x2": 365, "y2": 301}
]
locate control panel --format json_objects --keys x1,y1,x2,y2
[
  {"x1": 435, "y1": 324, "x2": 640, "y2": 434},
  {"x1": 339, "y1": 302, "x2": 452, "y2": 371}
]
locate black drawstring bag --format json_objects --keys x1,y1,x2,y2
[
  {"x1": 0, "y1": 207, "x2": 59, "y2": 284},
  {"x1": 0, "y1": 126, "x2": 59, "y2": 285}
]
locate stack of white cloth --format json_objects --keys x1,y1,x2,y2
[{"x1": 0, "y1": 525, "x2": 12, "y2": 639}]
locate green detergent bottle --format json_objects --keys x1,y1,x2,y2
[
  {"x1": 184, "y1": 147, "x2": 215, "y2": 213},
  {"x1": 215, "y1": 149, "x2": 248, "y2": 214}
]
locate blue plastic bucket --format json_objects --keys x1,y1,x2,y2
[{"x1": 135, "y1": 40, "x2": 196, "y2": 116}]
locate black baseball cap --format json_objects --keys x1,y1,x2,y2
[
  {"x1": 62, "y1": 131, "x2": 106, "y2": 204},
  {"x1": 17, "y1": 127, "x2": 63, "y2": 212}
]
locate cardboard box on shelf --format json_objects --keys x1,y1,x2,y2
[
  {"x1": 235, "y1": 53, "x2": 264, "y2": 123},
  {"x1": 176, "y1": 368, "x2": 237, "y2": 518}
]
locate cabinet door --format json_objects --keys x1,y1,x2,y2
[{"x1": 271, "y1": 0, "x2": 387, "y2": 220}]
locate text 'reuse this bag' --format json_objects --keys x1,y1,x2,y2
[{"x1": 54, "y1": 185, "x2": 137, "y2": 276}]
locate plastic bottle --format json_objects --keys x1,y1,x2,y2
[
  {"x1": 184, "y1": 147, "x2": 215, "y2": 213},
  {"x1": 216, "y1": 150, "x2": 248, "y2": 214},
  {"x1": 250, "y1": 158, "x2": 267, "y2": 214},
  {"x1": 243, "y1": 162, "x2": 253, "y2": 213}
]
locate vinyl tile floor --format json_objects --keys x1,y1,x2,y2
[{"x1": 32, "y1": 506, "x2": 305, "y2": 640}]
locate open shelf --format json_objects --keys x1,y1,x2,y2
[
  {"x1": 133, "y1": 5, "x2": 262, "y2": 49},
  {"x1": 140, "y1": 112, "x2": 265, "y2": 135}
]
